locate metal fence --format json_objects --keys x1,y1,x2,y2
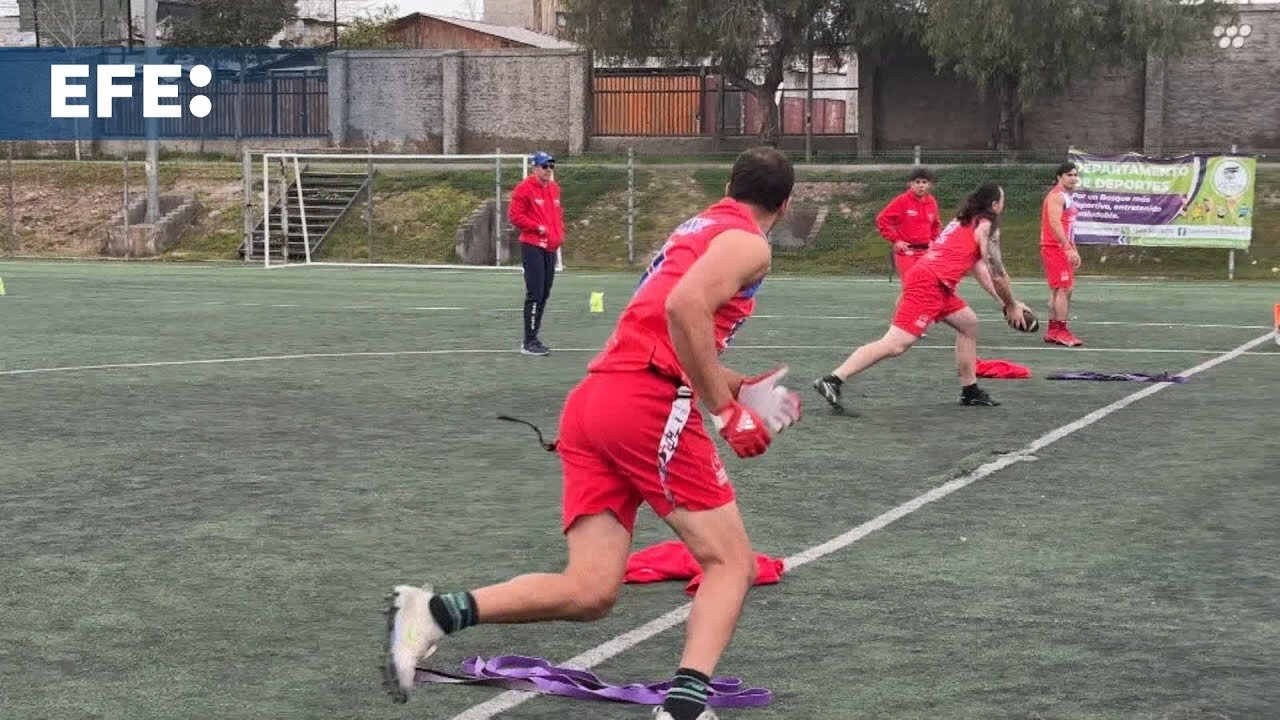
[
  {"x1": 97, "y1": 69, "x2": 329, "y2": 139},
  {"x1": 592, "y1": 71, "x2": 858, "y2": 137}
]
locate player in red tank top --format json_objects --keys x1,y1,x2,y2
[
  {"x1": 383, "y1": 148, "x2": 802, "y2": 720},
  {"x1": 587, "y1": 197, "x2": 766, "y2": 385},
  {"x1": 1040, "y1": 162, "x2": 1084, "y2": 346},
  {"x1": 813, "y1": 183, "x2": 1036, "y2": 412}
]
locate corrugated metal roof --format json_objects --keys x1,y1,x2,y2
[{"x1": 410, "y1": 13, "x2": 579, "y2": 50}]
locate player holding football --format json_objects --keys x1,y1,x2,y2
[
  {"x1": 1041, "y1": 162, "x2": 1084, "y2": 346},
  {"x1": 383, "y1": 147, "x2": 801, "y2": 720},
  {"x1": 813, "y1": 183, "x2": 1034, "y2": 412}
]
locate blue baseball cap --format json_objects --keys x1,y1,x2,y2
[{"x1": 531, "y1": 151, "x2": 555, "y2": 168}]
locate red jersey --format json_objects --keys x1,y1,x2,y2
[
  {"x1": 509, "y1": 175, "x2": 565, "y2": 251},
  {"x1": 1039, "y1": 186, "x2": 1077, "y2": 248},
  {"x1": 587, "y1": 198, "x2": 765, "y2": 384},
  {"x1": 914, "y1": 218, "x2": 984, "y2": 291},
  {"x1": 876, "y1": 190, "x2": 941, "y2": 247}
]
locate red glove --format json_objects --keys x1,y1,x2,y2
[{"x1": 710, "y1": 401, "x2": 772, "y2": 458}]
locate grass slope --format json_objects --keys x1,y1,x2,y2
[{"x1": 2, "y1": 160, "x2": 1276, "y2": 279}]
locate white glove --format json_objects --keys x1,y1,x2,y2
[{"x1": 736, "y1": 366, "x2": 802, "y2": 434}]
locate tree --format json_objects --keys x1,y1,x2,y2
[
  {"x1": 32, "y1": 0, "x2": 111, "y2": 160},
  {"x1": 457, "y1": 0, "x2": 480, "y2": 21},
  {"x1": 165, "y1": 0, "x2": 296, "y2": 47},
  {"x1": 919, "y1": 0, "x2": 1228, "y2": 153},
  {"x1": 31, "y1": 0, "x2": 107, "y2": 48},
  {"x1": 563, "y1": 0, "x2": 908, "y2": 145},
  {"x1": 336, "y1": 3, "x2": 407, "y2": 48}
]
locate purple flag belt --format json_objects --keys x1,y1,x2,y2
[
  {"x1": 414, "y1": 655, "x2": 774, "y2": 708},
  {"x1": 1047, "y1": 371, "x2": 1189, "y2": 383}
]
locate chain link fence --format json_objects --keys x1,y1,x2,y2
[{"x1": 2, "y1": 145, "x2": 1276, "y2": 280}]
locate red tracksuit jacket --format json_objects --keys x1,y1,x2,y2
[
  {"x1": 876, "y1": 191, "x2": 941, "y2": 248},
  {"x1": 509, "y1": 175, "x2": 565, "y2": 252}
]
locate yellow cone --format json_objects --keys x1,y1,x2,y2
[
  {"x1": 589, "y1": 291, "x2": 604, "y2": 313},
  {"x1": 0, "y1": 277, "x2": 6, "y2": 296}
]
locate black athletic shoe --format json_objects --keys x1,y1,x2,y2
[
  {"x1": 520, "y1": 339, "x2": 549, "y2": 356},
  {"x1": 813, "y1": 374, "x2": 846, "y2": 414},
  {"x1": 960, "y1": 386, "x2": 1000, "y2": 406}
]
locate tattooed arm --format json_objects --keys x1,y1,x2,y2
[
  {"x1": 970, "y1": 221, "x2": 1015, "y2": 307},
  {"x1": 971, "y1": 221, "x2": 1029, "y2": 326}
]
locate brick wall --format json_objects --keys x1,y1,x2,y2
[
  {"x1": 329, "y1": 50, "x2": 445, "y2": 151},
  {"x1": 1157, "y1": 6, "x2": 1280, "y2": 152},
  {"x1": 861, "y1": 6, "x2": 1280, "y2": 156},
  {"x1": 459, "y1": 49, "x2": 588, "y2": 154},
  {"x1": 1020, "y1": 69, "x2": 1147, "y2": 155},
  {"x1": 861, "y1": 51, "x2": 996, "y2": 152},
  {"x1": 328, "y1": 48, "x2": 588, "y2": 154}
]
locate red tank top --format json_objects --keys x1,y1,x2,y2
[
  {"x1": 915, "y1": 218, "x2": 983, "y2": 290},
  {"x1": 1040, "y1": 186, "x2": 1078, "y2": 247},
  {"x1": 587, "y1": 198, "x2": 765, "y2": 383}
]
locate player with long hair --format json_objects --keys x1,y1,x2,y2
[{"x1": 814, "y1": 183, "x2": 1035, "y2": 412}]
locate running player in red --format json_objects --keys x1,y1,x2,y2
[
  {"x1": 812, "y1": 183, "x2": 1034, "y2": 412},
  {"x1": 1041, "y1": 162, "x2": 1083, "y2": 346},
  {"x1": 383, "y1": 147, "x2": 801, "y2": 720}
]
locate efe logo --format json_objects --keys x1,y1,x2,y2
[{"x1": 51, "y1": 63, "x2": 212, "y2": 119}]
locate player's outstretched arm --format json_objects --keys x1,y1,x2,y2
[
  {"x1": 665, "y1": 229, "x2": 771, "y2": 412},
  {"x1": 971, "y1": 222, "x2": 1009, "y2": 305},
  {"x1": 975, "y1": 222, "x2": 1030, "y2": 328}
]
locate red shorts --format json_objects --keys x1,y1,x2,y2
[
  {"x1": 1041, "y1": 245, "x2": 1075, "y2": 289},
  {"x1": 557, "y1": 370, "x2": 735, "y2": 534},
  {"x1": 892, "y1": 249, "x2": 926, "y2": 282},
  {"x1": 891, "y1": 270, "x2": 968, "y2": 337}
]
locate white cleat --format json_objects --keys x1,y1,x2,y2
[
  {"x1": 652, "y1": 707, "x2": 719, "y2": 719},
  {"x1": 382, "y1": 584, "x2": 444, "y2": 703}
]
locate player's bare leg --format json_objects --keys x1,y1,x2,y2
[
  {"x1": 471, "y1": 512, "x2": 631, "y2": 622},
  {"x1": 1046, "y1": 288, "x2": 1082, "y2": 345},
  {"x1": 658, "y1": 502, "x2": 757, "y2": 720},
  {"x1": 383, "y1": 512, "x2": 631, "y2": 703},
  {"x1": 1048, "y1": 287, "x2": 1069, "y2": 326},
  {"x1": 943, "y1": 307, "x2": 998, "y2": 406},
  {"x1": 813, "y1": 326, "x2": 917, "y2": 413}
]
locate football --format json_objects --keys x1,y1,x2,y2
[{"x1": 1014, "y1": 307, "x2": 1039, "y2": 333}]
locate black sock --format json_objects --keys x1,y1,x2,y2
[
  {"x1": 825, "y1": 374, "x2": 843, "y2": 386},
  {"x1": 428, "y1": 591, "x2": 478, "y2": 635},
  {"x1": 961, "y1": 383, "x2": 979, "y2": 397},
  {"x1": 662, "y1": 667, "x2": 711, "y2": 720}
]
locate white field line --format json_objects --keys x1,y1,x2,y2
[
  {"x1": 1, "y1": 342, "x2": 1275, "y2": 377},
  {"x1": 1, "y1": 293, "x2": 1267, "y2": 331}
]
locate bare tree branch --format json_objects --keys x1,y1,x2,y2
[{"x1": 35, "y1": 0, "x2": 102, "y2": 48}]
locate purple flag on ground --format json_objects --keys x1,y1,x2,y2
[
  {"x1": 1047, "y1": 371, "x2": 1189, "y2": 383},
  {"x1": 414, "y1": 655, "x2": 774, "y2": 708}
]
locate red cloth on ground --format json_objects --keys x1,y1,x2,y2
[
  {"x1": 976, "y1": 358, "x2": 1032, "y2": 379},
  {"x1": 624, "y1": 540, "x2": 786, "y2": 596}
]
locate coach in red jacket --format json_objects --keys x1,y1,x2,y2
[
  {"x1": 509, "y1": 151, "x2": 565, "y2": 356},
  {"x1": 877, "y1": 167, "x2": 941, "y2": 282}
]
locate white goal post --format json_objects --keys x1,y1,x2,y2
[{"x1": 251, "y1": 151, "x2": 530, "y2": 269}]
